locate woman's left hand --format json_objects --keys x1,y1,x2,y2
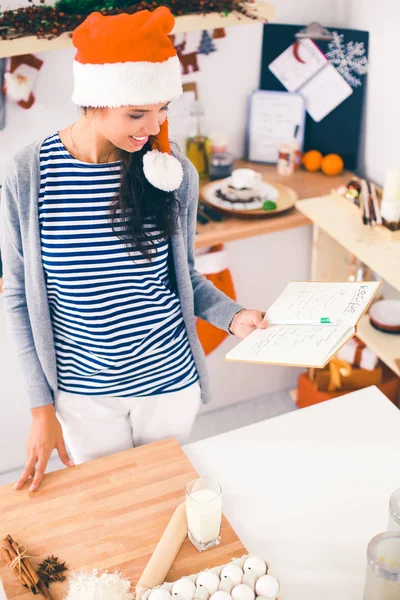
[{"x1": 229, "y1": 309, "x2": 268, "y2": 339}]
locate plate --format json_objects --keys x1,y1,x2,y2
[
  {"x1": 201, "y1": 178, "x2": 298, "y2": 218},
  {"x1": 370, "y1": 299, "x2": 400, "y2": 333}
]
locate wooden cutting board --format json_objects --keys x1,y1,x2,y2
[{"x1": 0, "y1": 438, "x2": 246, "y2": 599}]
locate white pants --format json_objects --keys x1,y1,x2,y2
[{"x1": 55, "y1": 382, "x2": 201, "y2": 464}]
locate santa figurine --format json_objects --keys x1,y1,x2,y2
[{"x1": 3, "y1": 53, "x2": 43, "y2": 109}]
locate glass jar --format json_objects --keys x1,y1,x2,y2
[
  {"x1": 209, "y1": 152, "x2": 234, "y2": 180},
  {"x1": 363, "y1": 531, "x2": 400, "y2": 599}
]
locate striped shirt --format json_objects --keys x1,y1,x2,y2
[{"x1": 38, "y1": 132, "x2": 198, "y2": 397}]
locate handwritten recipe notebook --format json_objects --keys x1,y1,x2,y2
[{"x1": 225, "y1": 281, "x2": 381, "y2": 368}]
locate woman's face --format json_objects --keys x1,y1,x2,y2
[{"x1": 97, "y1": 101, "x2": 170, "y2": 153}]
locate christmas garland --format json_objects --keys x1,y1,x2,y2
[{"x1": 0, "y1": 1, "x2": 257, "y2": 41}]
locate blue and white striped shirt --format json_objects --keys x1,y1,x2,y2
[{"x1": 38, "y1": 133, "x2": 198, "y2": 397}]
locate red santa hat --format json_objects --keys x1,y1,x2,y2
[{"x1": 71, "y1": 7, "x2": 183, "y2": 192}]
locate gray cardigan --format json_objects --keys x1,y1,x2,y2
[{"x1": 0, "y1": 140, "x2": 243, "y2": 409}]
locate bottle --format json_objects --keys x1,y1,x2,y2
[
  {"x1": 186, "y1": 101, "x2": 211, "y2": 178},
  {"x1": 208, "y1": 133, "x2": 234, "y2": 181}
]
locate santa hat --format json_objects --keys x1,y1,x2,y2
[{"x1": 71, "y1": 7, "x2": 183, "y2": 192}]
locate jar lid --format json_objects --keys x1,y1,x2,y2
[
  {"x1": 209, "y1": 132, "x2": 229, "y2": 153},
  {"x1": 210, "y1": 152, "x2": 234, "y2": 166}
]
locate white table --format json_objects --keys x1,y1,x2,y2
[{"x1": 184, "y1": 387, "x2": 400, "y2": 600}]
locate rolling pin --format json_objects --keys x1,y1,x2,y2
[{"x1": 136, "y1": 502, "x2": 188, "y2": 600}]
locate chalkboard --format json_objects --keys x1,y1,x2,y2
[{"x1": 260, "y1": 24, "x2": 369, "y2": 171}]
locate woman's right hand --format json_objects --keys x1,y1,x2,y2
[{"x1": 14, "y1": 405, "x2": 74, "y2": 492}]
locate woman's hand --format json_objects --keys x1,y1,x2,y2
[
  {"x1": 229, "y1": 309, "x2": 268, "y2": 339},
  {"x1": 14, "y1": 405, "x2": 74, "y2": 492}
]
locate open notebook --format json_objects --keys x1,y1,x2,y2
[{"x1": 225, "y1": 281, "x2": 381, "y2": 368}]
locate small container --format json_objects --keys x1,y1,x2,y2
[
  {"x1": 185, "y1": 477, "x2": 222, "y2": 552},
  {"x1": 389, "y1": 488, "x2": 400, "y2": 531},
  {"x1": 208, "y1": 133, "x2": 234, "y2": 180},
  {"x1": 363, "y1": 531, "x2": 400, "y2": 599},
  {"x1": 277, "y1": 140, "x2": 302, "y2": 176},
  {"x1": 209, "y1": 152, "x2": 234, "y2": 180}
]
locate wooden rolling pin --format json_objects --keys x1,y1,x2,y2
[{"x1": 136, "y1": 502, "x2": 188, "y2": 600}]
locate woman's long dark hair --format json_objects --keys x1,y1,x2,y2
[{"x1": 109, "y1": 142, "x2": 181, "y2": 259}]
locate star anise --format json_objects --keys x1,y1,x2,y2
[{"x1": 37, "y1": 555, "x2": 68, "y2": 588}]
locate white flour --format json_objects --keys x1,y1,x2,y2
[{"x1": 65, "y1": 569, "x2": 134, "y2": 600}]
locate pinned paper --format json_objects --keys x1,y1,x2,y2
[
  {"x1": 269, "y1": 38, "x2": 327, "y2": 92},
  {"x1": 268, "y1": 38, "x2": 353, "y2": 122},
  {"x1": 300, "y1": 62, "x2": 352, "y2": 122}
]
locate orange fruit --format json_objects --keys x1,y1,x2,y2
[
  {"x1": 302, "y1": 150, "x2": 323, "y2": 172},
  {"x1": 321, "y1": 153, "x2": 344, "y2": 176}
]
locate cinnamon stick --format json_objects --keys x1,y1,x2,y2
[
  {"x1": 8, "y1": 536, "x2": 41, "y2": 588},
  {"x1": 38, "y1": 578, "x2": 53, "y2": 600},
  {"x1": 2, "y1": 537, "x2": 39, "y2": 590},
  {"x1": 1, "y1": 545, "x2": 32, "y2": 591},
  {"x1": 5, "y1": 536, "x2": 53, "y2": 599}
]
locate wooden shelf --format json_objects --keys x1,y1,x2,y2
[
  {"x1": 357, "y1": 316, "x2": 400, "y2": 378},
  {"x1": 296, "y1": 194, "x2": 400, "y2": 293},
  {"x1": 0, "y1": 2, "x2": 275, "y2": 59},
  {"x1": 195, "y1": 162, "x2": 353, "y2": 249}
]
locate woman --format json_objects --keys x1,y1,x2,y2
[{"x1": 1, "y1": 6, "x2": 267, "y2": 492}]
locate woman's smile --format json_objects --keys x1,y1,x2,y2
[{"x1": 129, "y1": 135, "x2": 149, "y2": 147}]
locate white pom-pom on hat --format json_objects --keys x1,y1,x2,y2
[{"x1": 143, "y1": 149, "x2": 183, "y2": 192}]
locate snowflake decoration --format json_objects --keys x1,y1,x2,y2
[{"x1": 326, "y1": 31, "x2": 368, "y2": 88}]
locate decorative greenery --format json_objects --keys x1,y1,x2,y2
[
  {"x1": 0, "y1": 1, "x2": 259, "y2": 41},
  {"x1": 262, "y1": 200, "x2": 277, "y2": 211},
  {"x1": 54, "y1": 0, "x2": 136, "y2": 16}
]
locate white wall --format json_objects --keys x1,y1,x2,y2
[{"x1": 335, "y1": 0, "x2": 400, "y2": 184}]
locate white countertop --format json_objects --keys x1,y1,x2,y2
[{"x1": 183, "y1": 386, "x2": 400, "y2": 600}]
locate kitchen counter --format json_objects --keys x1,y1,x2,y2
[
  {"x1": 1, "y1": 386, "x2": 397, "y2": 599},
  {"x1": 184, "y1": 386, "x2": 400, "y2": 599},
  {"x1": 195, "y1": 162, "x2": 352, "y2": 248}
]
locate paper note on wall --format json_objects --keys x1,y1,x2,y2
[
  {"x1": 268, "y1": 38, "x2": 353, "y2": 121},
  {"x1": 268, "y1": 38, "x2": 327, "y2": 92},
  {"x1": 300, "y1": 63, "x2": 352, "y2": 122},
  {"x1": 247, "y1": 90, "x2": 305, "y2": 163},
  {"x1": 168, "y1": 89, "x2": 196, "y2": 152}
]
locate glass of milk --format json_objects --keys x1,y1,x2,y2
[
  {"x1": 185, "y1": 478, "x2": 222, "y2": 552},
  {"x1": 363, "y1": 532, "x2": 400, "y2": 600},
  {"x1": 388, "y1": 488, "x2": 400, "y2": 531}
]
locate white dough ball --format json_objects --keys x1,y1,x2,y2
[
  {"x1": 196, "y1": 572, "x2": 220, "y2": 595},
  {"x1": 149, "y1": 590, "x2": 172, "y2": 600},
  {"x1": 172, "y1": 579, "x2": 196, "y2": 600},
  {"x1": 255, "y1": 575, "x2": 280, "y2": 598},
  {"x1": 221, "y1": 565, "x2": 243, "y2": 587},
  {"x1": 210, "y1": 591, "x2": 232, "y2": 600},
  {"x1": 231, "y1": 584, "x2": 255, "y2": 600},
  {"x1": 243, "y1": 557, "x2": 267, "y2": 578}
]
